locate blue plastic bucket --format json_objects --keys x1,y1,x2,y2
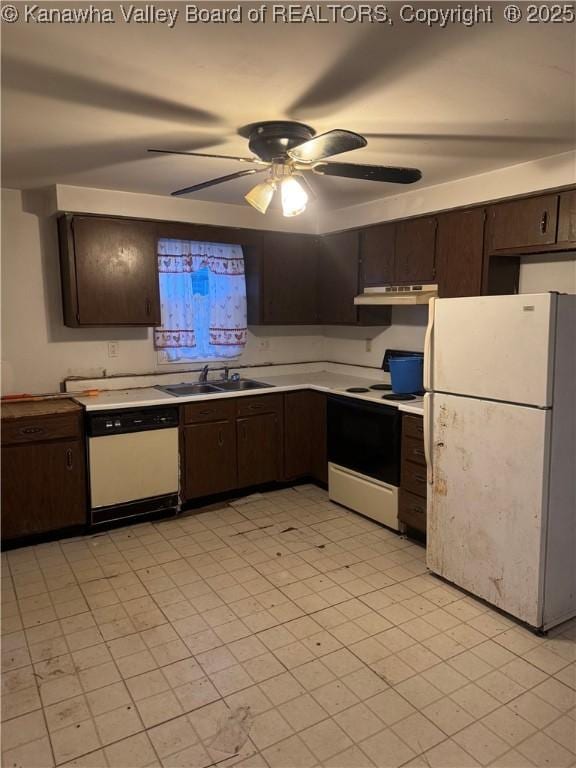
[{"x1": 389, "y1": 357, "x2": 423, "y2": 394}]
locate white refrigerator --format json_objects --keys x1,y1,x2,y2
[{"x1": 424, "y1": 293, "x2": 575, "y2": 630}]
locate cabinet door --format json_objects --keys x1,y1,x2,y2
[
  {"x1": 237, "y1": 413, "x2": 281, "y2": 488},
  {"x1": 557, "y1": 190, "x2": 576, "y2": 245},
  {"x1": 488, "y1": 195, "x2": 559, "y2": 251},
  {"x1": 1, "y1": 440, "x2": 86, "y2": 540},
  {"x1": 284, "y1": 391, "x2": 314, "y2": 480},
  {"x1": 72, "y1": 217, "x2": 160, "y2": 325},
  {"x1": 360, "y1": 224, "x2": 396, "y2": 286},
  {"x1": 262, "y1": 234, "x2": 319, "y2": 324},
  {"x1": 437, "y1": 209, "x2": 485, "y2": 298},
  {"x1": 395, "y1": 216, "x2": 437, "y2": 284},
  {"x1": 318, "y1": 231, "x2": 359, "y2": 324},
  {"x1": 183, "y1": 421, "x2": 237, "y2": 499}
]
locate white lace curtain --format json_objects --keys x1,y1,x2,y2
[{"x1": 154, "y1": 239, "x2": 247, "y2": 360}]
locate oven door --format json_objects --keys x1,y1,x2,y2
[{"x1": 327, "y1": 395, "x2": 401, "y2": 486}]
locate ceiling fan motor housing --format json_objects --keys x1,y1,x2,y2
[{"x1": 239, "y1": 121, "x2": 316, "y2": 162}]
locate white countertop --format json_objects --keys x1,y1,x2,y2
[{"x1": 73, "y1": 370, "x2": 424, "y2": 416}]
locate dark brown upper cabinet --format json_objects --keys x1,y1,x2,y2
[
  {"x1": 436, "y1": 209, "x2": 485, "y2": 298},
  {"x1": 487, "y1": 194, "x2": 559, "y2": 253},
  {"x1": 59, "y1": 215, "x2": 161, "y2": 326},
  {"x1": 360, "y1": 223, "x2": 396, "y2": 287},
  {"x1": 318, "y1": 231, "x2": 360, "y2": 325},
  {"x1": 395, "y1": 216, "x2": 437, "y2": 284},
  {"x1": 557, "y1": 190, "x2": 576, "y2": 246},
  {"x1": 246, "y1": 232, "x2": 319, "y2": 325}
]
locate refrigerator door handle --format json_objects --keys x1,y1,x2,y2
[
  {"x1": 424, "y1": 392, "x2": 433, "y2": 485},
  {"x1": 424, "y1": 297, "x2": 435, "y2": 391}
]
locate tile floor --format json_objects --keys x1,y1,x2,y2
[{"x1": 1, "y1": 485, "x2": 575, "y2": 768}]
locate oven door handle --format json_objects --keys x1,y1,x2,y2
[{"x1": 424, "y1": 392, "x2": 433, "y2": 485}]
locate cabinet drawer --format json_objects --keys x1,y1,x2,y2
[
  {"x1": 2, "y1": 413, "x2": 81, "y2": 445},
  {"x1": 402, "y1": 461, "x2": 428, "y2": 498},
  {"x1": 236, "y1": 394, "x2": 283, "y2": 418},
  {"x1": 183, "y1": 399, "x2": 236, "y2": 424},
  {"x1": 399, "y1": 489, "x2": 427, "y2": 534},
  {"x1": 402, "y1": 435, "x2": 426, "y2": 467},
  {"x1": 403, "y1": 414, "x2": 424, "y2": 441}
]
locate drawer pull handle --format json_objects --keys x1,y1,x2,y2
[
  {"x1": 66, "y1": 449, "x2": 73, "y2": 470},
  {"x1": 199, "y1": 410, "x2": 213, "y2": 416},
  {"x1": 539, "y1": 211, "x2": 548, "y2": 235},
  {"x1": 412, "y1": 506, "x2": 424, "y2": 514},
  {"x1": 218, "y1": 429, "x2": 224, "y2": 448},
  {"x1": 413, "y1": 448, "x2": 425, "y2": 457},
  {"x1": 249, "y1": 404, "x2": 263, "y2": 410},
  {"x1": 414, "y1": 474, "x2": 427, "y2": 482},
  {"x1": 416, "y1": 426, "x2": 424, "y2": 434},
  {"x1": 145, "y1": 298, "x2": 151, "y2": 316},
  {"x1": 20, "y1": 426, "x2": 45, "y2": 436}
]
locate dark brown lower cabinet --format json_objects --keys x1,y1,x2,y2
[
  {"x1": 283, "y1": 391, "x2": 327, "y2": 483},
  {"x1": 399, "y1": 414, "x2": 427, "y2": 536},
  {"x1": 1, "y1": 403, "x2": 87, "y2": 541},
  {"x1": 183, "y1": 420, "x2": 237, "y2": 499},
  {"x1": 237, "y1": 413, "x2": 282, "y2": 488}
]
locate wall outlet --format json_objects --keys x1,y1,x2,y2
[{"x1": 107, "y1": 341, "x2": 120, "y2": 358}]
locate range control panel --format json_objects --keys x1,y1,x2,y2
[{"x1": 88, "y1": 407, "x2": 179, "y2": 437}]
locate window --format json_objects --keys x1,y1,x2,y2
[{"x1": 154, "y1": 238, "x2": 247, "y2": 362}]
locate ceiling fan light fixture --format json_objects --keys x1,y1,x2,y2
[
  {"x1": 245, "y1": 180, "x2": 276, "y2": 214},
  {"x1": 281, "y1": 176, "x2": 308, "y2": 217}
]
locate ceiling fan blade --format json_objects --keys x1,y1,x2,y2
[
  {"x1": 314, "y1": 162, "x2": 421, "y2": 185},
  {"x1": 149, "y1": 149, "x2": 265, "y2": 164},
  {"x1": 288, "y1": 130, "x2": 367, "y2": 162},
  {"x1": 171, "y1": 168, "x2": 267, "y2": 196}
]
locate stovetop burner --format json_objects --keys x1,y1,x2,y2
[
  {"x1": 346, "y1": 387, "x2": 370, "y2": 393},
  {"x1": 381, "y1": 393, "x2": 417, "y2": 401},
  {"x1": 369, "y1": 384, "x2": 392, "y2": 391}
]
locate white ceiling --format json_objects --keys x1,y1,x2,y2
[{"x1": 2, "y1": 1, "x2": 575, "y2": 210}]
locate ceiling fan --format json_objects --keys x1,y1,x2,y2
[{"x1": 149, "y1": 121, "x2": 422, "y2": 217}]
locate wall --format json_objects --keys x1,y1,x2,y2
[
  {"x1": 519, "y1": 254, "x2": 576, "y2": 294},
  {"x1": 0, "y1": 189, "x2": 323, "y2": 394},
  {"x1": 318, "y1": 151, "x2": 576, "y2": 233}
]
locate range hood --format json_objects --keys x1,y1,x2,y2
[{"x1": 354, "y1": 284, "x2": 438, "y2": 306}]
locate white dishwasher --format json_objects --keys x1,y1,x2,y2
[{"x1": 87, "y1": 407, "x2": 179, "y2": 525}]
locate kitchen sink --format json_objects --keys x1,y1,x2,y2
[
  {"x1": 155, "y1": 383, "x2": 224, "y2": 396},
  {"x1": 155, "y1": 379, "x2": 272, "y2": 397},
  {"x1": 213, "y1": 379, "x2": 272, "y2": 391}
]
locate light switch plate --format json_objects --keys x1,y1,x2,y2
[{"x1": 108, "y1": 341, "x2": 120, "y2": 358}]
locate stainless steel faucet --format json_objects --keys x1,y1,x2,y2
[
  {"x1": 199, "y1": 364, "x2": 209, "y2": 383},
  {"x1": 221, "y1": 366, "x2": 230, "y2": 381}
]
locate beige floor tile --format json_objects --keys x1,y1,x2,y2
[
  {"x1": 1, "y1": 709, "x2": 48, "y2": 752},
  {"x1": 50, "y1": 718, "x2": 101, "y2": 764},
  {"x1": 279, "y1": 693, "x2": 328, "y2": 732},
  {"x1": 516, "y1": 731, "x2": 575, "y2": 767},
  {"x1": 543, "y1": 714, "x2": 576, "y2": 753},
  {"x1": 391, "y1": 711, "x2": 445, "y2": 753},
  {"x1": 301, "y1": 719, "x2": 353, "y2": 761},
  {"x1": 262, "y1": 734, "x2": 317, "y2": 768},
  {"x1": 334, "y1": 702, "x2": 385, "y2": 743},
  {"x1": 360, "y1": 727, "x2": 416, "y2": 767},
  {"x1": 250, "y1": 709, "x2": 294, "y2": 751},
  {"x1": 2, "y1": 735, "x2": 55, "y2": 768},
  {"x1": 423, "y1": 695, "x2": 475, "y2": 735},
  {"x1": 481, "y1": 705, "x2": 537, "y2": 747},
  {"x1": 453, "y1": 721, "x2": 510, "y2": 765},
  {"x1": 420, "y1": 738, "x2": 481, "y2": 767},
  {"x1": 136, "y1": 689, "x2": 183, "y2": 728},
  {"x1": 148, "y1": 713, "x2": 198, "y2": 757},
  {"x1": 94, "y1": 703, "x2": 143, "y2": 746}
]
